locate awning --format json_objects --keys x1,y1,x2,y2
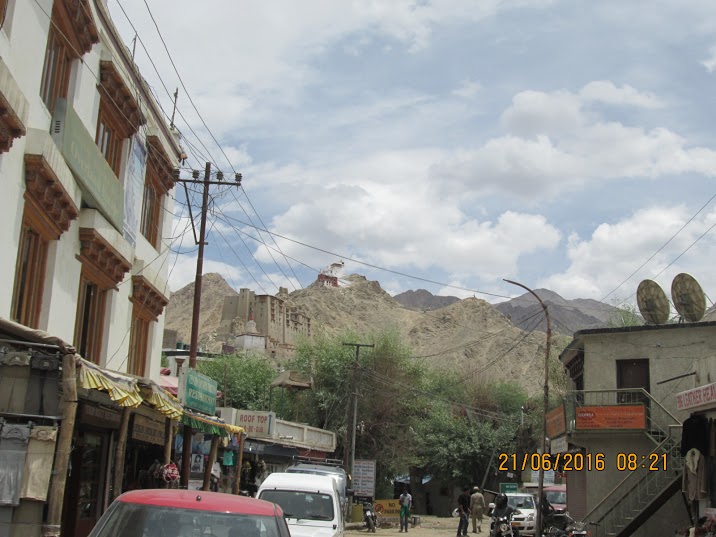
[
  {"x1": 181, "y1": 408, "x2": 243, "y2": 435},
  {"x1": 77, "y1": 358, "x2": 143, "y2": 408},
  {"x1": 157, "y1": 374, "x2": 179, "y2": 396},
  {"x1": 138, "y1": 381, "x2": 182, "y2": 421}
]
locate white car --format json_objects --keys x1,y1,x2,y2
[{"x1": 488, "y1": 493, "x2": 537, "y2": 536}]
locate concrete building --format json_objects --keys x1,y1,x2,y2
[
  {"x1": 0, "y1": 0, "x2": 180, "y2": 382},
  {"x1": 557, "y1": 322, "x2": 716, "y2": 536}
]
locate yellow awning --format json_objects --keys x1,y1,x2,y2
[
  {"x1": 139, "y1": 383, "x2": 183, "y2": 421},
  {"x1": 77, "y1": 358, "x2": 143, "y2": 408}
]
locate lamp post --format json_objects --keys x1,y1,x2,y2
[{"x1": 504, "y1": 280, "x2": 551, "y2": 537}]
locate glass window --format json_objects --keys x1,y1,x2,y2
[
  {"x1": 11, "y1": 222, "x2": 48, "y2": 328},
  {"x1": 507, "y1": 496, "x2": 534, "y2": 509},
  {"x1": 127, "y1": 312, "x2": 149, "y2": 376},
  {"x1": 258, "y1": 490, "x2": 335, "y2": 521},
  {"x1": 545, "y1": 491, "x2": 567, "y2": 504},
  {"x1": 96, "y1": 109, "x2": 123, "y2": 176},
  {"x1": 140, "y1": 179, "x2": 160, "y2": 247},
  {"x1": 74, "y1": 274, "x2": 106, "y2": 364},
  {"x1": 40, "y1": 26, "x2": 72, "y2": 113}
]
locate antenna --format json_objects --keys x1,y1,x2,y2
[
  {"x1": 637, "y1": 280, "x2": 670, "y2": 325},
  {"x1": 671, "y1": 273, "x2": 706, "y2": 323}
]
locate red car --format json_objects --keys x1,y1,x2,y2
[{"x1": 88, "y1": 489, "x2": 291, "y2": 537}]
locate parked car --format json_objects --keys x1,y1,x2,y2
[
  {"x1": 88, "y1": 489, "x2": 290, "y2": 537},
  {"x1": 488, "y1": 493, "x2": 537, "y2": 536},
  {"x1": 258, "y1": 473, "x2": 344, "y2": 537},
  {"x1": 543, "y1": 485, "x2": 567, "y2": 512},
  {"x1": 285, "y1": 462, "x2": 351, "y2": 518}
]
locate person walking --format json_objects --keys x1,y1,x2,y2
[
  {"x1": 457, "y1": 486, "x2": 471, "y2": 537},
  {"x1": 469, "y1": 486, "x2": 486, "y2": 533},
  {"x1": 399, "y1": 488, "x2": 413, "y2": 532}
]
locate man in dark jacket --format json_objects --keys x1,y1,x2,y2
[{"x1": 457, "y1": 486, "x2": 471, "y2": 537}]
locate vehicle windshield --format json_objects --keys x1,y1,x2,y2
[
  {"x1": 508, "y1": 496, "x2": 535, "y2": 509},
  {"x1": 545, "y1": 491, "x2": 567, "y2": 504},
  {"x1": 259, "y1": 491, "x2": 334, "y2": 521},
  {"x1": 90, "y1": 502, "x2": 281, "y2": 537}
]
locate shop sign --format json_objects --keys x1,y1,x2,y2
[
  {"x1": 575, "y1": 405, "x2": 645, "y2": 430},
  {"x1": 131, "y1": 414, "x2": 165, "y2": 445},
  {"x1": 373, "y1": 499, "x2": 400, "y2": 520},
  {"x1": 531, "y1": 470, "x2": 555, "y2": 485},
  {"x1": 546, "y1": 404, "x2": 566, "y2": 438},
  {"x1": 51, "y1": 99, "x2": 124, "y2": 232},
  {"x1": 236, "y1": 410, "x2": 274, "y2": 438},
  {"x1": 178, "y1": 369, "x2": 218, "y2": 415},
  {"x1": 499, "y1": 483, "x2": 518, "y2": 493},
  {"x1": 676, "y1": 382, "x2": 716, "y2": 411},
  {"x1": 550, "y1": 435, "x2": 568, "y2": 454},
  {"x1": 79, "y1": 404, "x2": 122, "y2": 429},
  {"x1": 353, "y1": 459, "x2": 376, "y2": 498}
]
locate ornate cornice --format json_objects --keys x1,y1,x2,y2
[
  {"x1": 99, "y1": 60, "x2": 146, "y2": 136},
  {"x1": 78, "y1": 228, "x2": 131, "y2": 289},
  {"x1": 61, "y1": 0, "x2": 99, "y2": 55},
  {"x1": 147, "y1": 135, "x2": 177, "y2": 194},
  {"x1": 131, "y1": 275, "x2": 169, "y2": 321},
  {"x1": 0, "y1": 91, "x2": 26, "y2": 153},
  {"x1": 24, "y1": 154, "x2": 79, "y2": 239}
]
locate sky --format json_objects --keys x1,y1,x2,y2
[{"x1": 110, "y1": 0, "x2": 716, "y2": 315}]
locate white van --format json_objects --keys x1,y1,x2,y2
[{"x1": 258, "y1": 473, "x2": 344, "y2": 537}]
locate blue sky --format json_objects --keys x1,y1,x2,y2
[{"x1": 111, "y1": 0, "x2": 716, "y2": 311}]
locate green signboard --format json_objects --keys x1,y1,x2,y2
[
  {"x1": 52, "y1": 99, "x2": 124, "y2": 232},
  {"x1": 499, "y1": 483, "x2": 518, "y2": 494},
  {"x1": 179, "y1": 369, "x2": 218, "y2": 415}
]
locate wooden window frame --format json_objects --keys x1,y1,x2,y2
[
  {"x1": 74, "y1": 270, "x2": 107, "y2": 364},
  {"x1": 10, "y1": 217, "x2": 49, "y2": 328},
  {"x1": 0, "y1": 0, "x2": 9, "y2": 29},
  {"x1": 95, "y1": 101, "x2": 125, "y2": 176},
  {"x1": 127, "y1": 307, "x2": 151, "y2": 377},
  {"x1": 139, "y1": 175, "x2": 161, "y2": 247},
  {"x1": 39, "y1": 23, "x2": 74, "y2": 114}
]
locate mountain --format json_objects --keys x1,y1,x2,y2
[
  {"x1": 165, "y1": 273, "x2": 570, "y2": 396},
  {"x1": 392, "y1": 289, "x2": 460, "y2": 311},
  {"x1": 164, "y1": 273, "x2": 238, "y2": 344},
  {"x1": 494, "y1": 289, "x2": 619, "y2": 335}
]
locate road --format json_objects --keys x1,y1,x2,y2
[{"x1": 348, "y1": 515, "x2": 492, "y2": 537}]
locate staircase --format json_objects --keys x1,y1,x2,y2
[{"x1": 565, "y1": 389, "x2": 683, "y2": 537}]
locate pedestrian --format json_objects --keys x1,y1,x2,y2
[
  {"x1": 457, "y1": 486, "x2": 471, "y2": 537},
  {"x1": 399, "y1": 488, "x2": 413, "y2": 532},
  {"x1": 469, "y1": 486, "x2": 486, "y2": 533}
]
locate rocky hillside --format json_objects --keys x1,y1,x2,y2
[
  {"x1": 393, "y1": 289, "x2": 460, "y2": 311},
  {"x1": 165, "y1": 273, "x2": 571, "y2": 396},
  {"x1": 494, "y1": 289, "x2": 618, "y2": 335},
  {"x1": 164, "y1": 273, "x2": 238, "y2": 344}
]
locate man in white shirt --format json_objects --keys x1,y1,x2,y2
[{"x1": 399, "y1": 489, "x2": 413, "y2": 532}]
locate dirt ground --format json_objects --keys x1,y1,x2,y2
[{"x1": 347, "y1": 516, "x2": 492, "y2": 537}]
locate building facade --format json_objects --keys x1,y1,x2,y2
[
  {"x1": 557, "y1": 322, "x2": 716, "y2": 536},
  {"x1": 0, "y1": 0, "x2": 179, "y2": 382}
]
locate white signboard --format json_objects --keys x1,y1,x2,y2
[
  {"x1": 676, "y1": 382, "x2": 716, "y2": 411},
  {"x1": 550, "y1": 436, "x2": 568, "y2": 454},
  {"x1": 236, "y1": 410, "x2": 275, "y2": 438},
  {"x1": 531, "y1": 469, "x2": 555, "y2": 485},
  {"x1": 353, "y1": 459, "x2": 376, "y2": 498}
]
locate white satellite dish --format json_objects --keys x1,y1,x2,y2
[
  {"x1": 637, "y1": 280, "x2": 670, "y2": 325},
  {"x1": 671, "y1": 273, "x2": 706, "y2": 323}
]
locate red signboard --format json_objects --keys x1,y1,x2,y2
[
  {"x1": 546, "y1": 405, "x2": 566, "y2": 438},
  {"x1": 575, "y1": 405, "x2": 646, "y2": 430}
]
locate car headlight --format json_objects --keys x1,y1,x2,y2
[{"x1": 526, "y1": 513, "x2": 534, "y2": 521}]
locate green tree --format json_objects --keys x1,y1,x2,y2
[
  {"x1": 607, "y1": 300, "x2": 644, "y2": 327},
  {"x1": 196, "y1": 353, "x2": 276, "y2": 410}
]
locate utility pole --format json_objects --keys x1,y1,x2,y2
[
  {"x1": 174, "y1": 162, "x2": 242, "y2": 487},
  {"x1": 342, "y1": 343, "x2": 374, "y2": 487},
  {"x1": 504, "y1": 280, "x2": 551, "y2": 537}
]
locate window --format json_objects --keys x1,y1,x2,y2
[
  {"x1": 10, "y1": 220, "x2": 48, "y2": 328},
  {"x1": 39, "y1": 25, "x2": 73, "y2": 113},
  {"x1": 127, "y1": 308, "x2": 150, "y2": 376},
  {"x1": 95, "y1": 106, "x2": 123, "y2": 175},
  {"x1": 139, "y1": 178, "x2": 160, "y2": 246},
  {"x1": 74, "y1": 273, "x2": 107, "y2": 364}
]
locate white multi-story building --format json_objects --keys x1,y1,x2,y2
[{"x1": 0, "y1": 0, "x2": 180, "y2": 381}]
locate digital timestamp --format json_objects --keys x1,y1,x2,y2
[{"x1": 498, "y1": 452, "x2": 668, "y2": 472}]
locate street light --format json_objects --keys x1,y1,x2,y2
[{"x1": 504, "y1": 279, "x2": 551, "y2": 537}]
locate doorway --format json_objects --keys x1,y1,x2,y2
[{"x1": 616, "y1": 359, "x2": 650, "y2": 416}]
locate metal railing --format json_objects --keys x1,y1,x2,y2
[{"x1": 564, "y1": 390, "x2": 683, "y2": 537}]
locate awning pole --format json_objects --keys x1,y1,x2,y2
[
  {"x1": 112, "y1": 407, "x2": 132, "y2": 500},
  {"x1": 233, "y1": 432, "x2": 247, "y2": 495},
  {"x1": 43, "y1": 352, "x2": 78, "y2": 537},
  {"x1": 202, "y1": 435, "x2": 220, "y2": 491}
]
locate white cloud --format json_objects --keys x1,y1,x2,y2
[
  {"x1": 579, "y1": 80, "x2": 665, "y2": 108},
  {"x1": 540, "y1": 206, "x2": 716, "y2": 302},
  {"x1": 452, "y1": 80, "x2": 482, "y2": 98},
  {"x1": 702, "y1": 46, "x2": 716, "y2": 72}
]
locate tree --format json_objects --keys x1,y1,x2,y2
[
  {"x1": 196, "y1": 353, "x2": 276, "y2": 410},
  {"x1": 607, "y1": 300, "x2": 644, "y2": 327}
]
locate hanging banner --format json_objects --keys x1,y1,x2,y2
[
  {"x1": 575, "y1": 405, "x2": 645, "y2": 430},
  {"x1": 676, "y1": 382, "x2": 716, "y2": 411}
]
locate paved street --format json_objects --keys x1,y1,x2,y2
[{"x1": 348, "y1": 516, "x2": 491, "y2": 537}]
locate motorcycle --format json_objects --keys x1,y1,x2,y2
[
  {"x1": 491, "y1": 512, "x2": 520, "y2": 537},
  {"x1": 362, "y1": 501, "x2": 377, "y2": 532},
  {"x1": 544, "y1": 514, "x2": 591, "y2": 537}
]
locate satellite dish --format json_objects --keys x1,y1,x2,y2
[
  {"x1": 637, "y1": 280, "x2": 670, "y2": 325},
  {"x1": 671, "y1": 273, "x2": 706, "y2": 323}
]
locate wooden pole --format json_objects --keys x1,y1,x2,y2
[
  {"x1": 233, "y1": 432, "x2": 246, "y2": 495},
  {"x1": 202, "y1": 435, "x2": 220, "y2": 491},
  {"x1": 112, "y1": 407, "x2": 132, "y2": 500},
  {"x1": 163, "y1": 418, "x2": 173, "y2": 488},
  {"x1": 43, "y1": 352, "x2": 78, "y2": 537},
  {"x1": 181, "y1": 426, "x2": 193, "y2": 489}
]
